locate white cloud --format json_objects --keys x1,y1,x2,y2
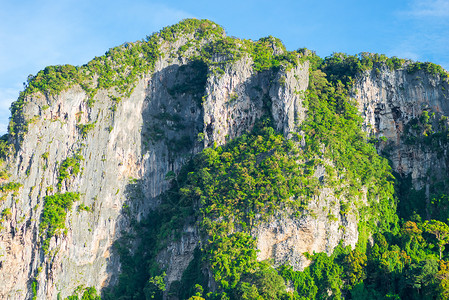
[
  {"x1": 406, "y1": 0, "x2": 449, "y2": 17},
  {"x1": 391, "y1": 0, "x2": 449, "y2": 70}
]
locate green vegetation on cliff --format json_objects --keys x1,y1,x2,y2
[
  {"x1": 61, "y1": 286, "x2": 101, "y2": 300},
  {"x1": 305, "y1": 55, "x2": 397, "y2": 235},
  {"x1": 40, "y1": 192, "x2": 79, "y2": 253},
  {"x1": 7, "y1": 19, "x2": 224, "y2": 142},
  {"x1": 104, "y1": 39, "x2": 402, "y2": 300},
  {"x1": 57, "y1": 154, "x2": 83, "y2": 189},
  {"x1": 3, "y1": 19, "x2": 449, "y2": 300},
  {"x1": 105, "y1": 44, "x2": 449, "y2": 299},
  {"x1": 23, "y1": 19, "x2": 223, "y2": 99}
]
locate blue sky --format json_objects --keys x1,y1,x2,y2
[{"x1": 1, "y1": 0, "x2": 448, "y2": 134}]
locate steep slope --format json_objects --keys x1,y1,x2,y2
[
  {"x1": 353, "y1": 63, "x2": 449, "y2": 220},
  {"x1": 0, "y1": 19, "x2": 447, "y2": 300},
  {"x1": 0, "y1": 19, "x2": 319, "y2": 299},
  {"x1": 0, "y1": 19, "x2": 223, "y2": 299}
]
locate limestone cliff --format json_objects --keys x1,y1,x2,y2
[
  {"x1": 354, "y1": 63, "x2": 449, "y2": 217},
  {"x1": 0, "y1": 20, "x2": 318, "y2": 299},
  {"x1": 0, "y1": 19, "x2": 447, "y2": 300}
]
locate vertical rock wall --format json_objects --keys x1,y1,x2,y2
[
  {"x1": 2, "y1": 25, "x2": 439, "y2": 299},
  {"x1": 0, "y1": 30, "x2": 316, "y2": 298},
  {"x1": 354, "y1": 65, "x2": 449, "y2": 189},
  {"x1": 0, "y1": 35, "x2": 210, "y2": 298}
]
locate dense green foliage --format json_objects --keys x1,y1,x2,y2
[
  {"x1": 196, "y1": 35, "x2": 298, "y2": 75},
  {"x1": 77, "y1": 122, "x2": 96, "y2": 138},
  {"x1": 0, "y1": 181, "x2": 22, "y2": 202},
  {"x1": 407, "y1": 62, "x2": 449, "y2": 79},
  {"x1": 182, "y1": 121, "x2": 313, "y2": 230},
  {"x1": 32, "y1": 280, "x2": 37, "y2": 300},
  {"x1": 39, "y1": 192, "x2": 79, "y2": 253},
  {"x1": 25, "y1": 65, "x2": 85, "y2": 96},
  {"x1": 2, "y1": 20, "x2": 449, "y2": 299},
  {"x1": 57, "y1": 154, "x2": 83, "y2": 189},
  {"x1": 61, "y1": 286, "x2": 101, "y2": 300},
  {"x1": 106, "y1": 66, "x2": 397, "y2": 299},
  {"x1": 318, "y1": 52, "x2": 406, "y2": 88},
  {"x1": 279, "y1": 220, "x2": 449, "y2": 299},
  {"x1": 0, "y1": 134, "x2": 12, "y2": 159},
  {"x1": 0, "y1": 181, "x2": 22, "y2": 193},
  {"x1": 304, "y1": 61, "x2": 397, "y2": 235},
  {"x1": 101, "y1": 38, "x2": 422, "y2": 299}
]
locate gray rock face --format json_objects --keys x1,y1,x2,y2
[
  {"x1": 202, "y1": 55, "x2": 309, "y2": 148},
  {"x1": 157, "y1": 55, "x2": 362, "y2": 292},
  {"x1": 157, "y1": 55, "x2": 312, "y2": 293},
  {"x1": 354, "y1": 65, "x2": 449, "y2": 190},
  {"x1": 0, "y1": 30, "x2": 315, "y2": 298},
  {"x1": 4, "y1": 31, "x2": 445, "y2": 299},
  {"x1": 254, "y1": 187, "x2": 359, "y2": 271},
  {"x1": 0, "y1": 38, "x2": 207, "y2": 298}
]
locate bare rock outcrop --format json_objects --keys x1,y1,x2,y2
[{"x1": 354, "y1": 65, "x2": 449, "y2": 190}]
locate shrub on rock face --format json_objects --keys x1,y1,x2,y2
[{"x1": 39, "y1": 192, "x2": 79, "y2": 253}]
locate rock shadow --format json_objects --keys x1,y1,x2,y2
[{"x1": 101, "y1": 59, "x2": 208, "y2": 299}]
